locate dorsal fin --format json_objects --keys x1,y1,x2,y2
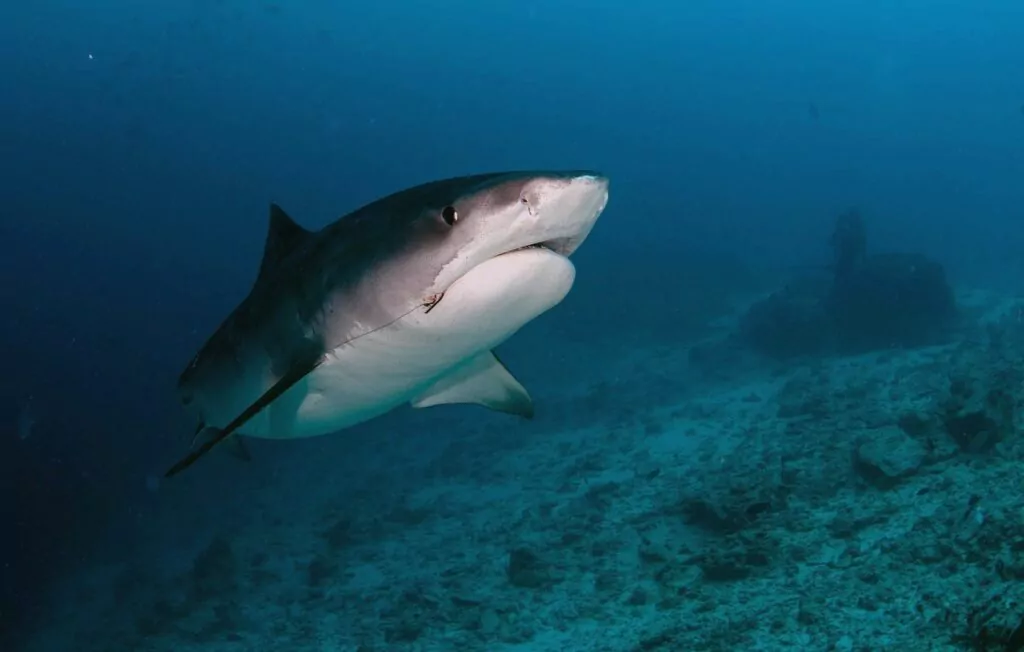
[{"x1": 256, "y1": 203, "x2": 310, "y2": 284}]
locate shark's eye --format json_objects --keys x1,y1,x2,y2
[{"x1": 441, "y1": 205, "x2": 458, "y2": 226}]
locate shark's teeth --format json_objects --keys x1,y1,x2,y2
[{"x1": 505, "y1": 243, "x2": 552, "y2": 256}]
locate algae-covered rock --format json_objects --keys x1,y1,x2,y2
[
  {"x1": 854, "y1": 425, "x2": 926, "y2": 488},
  {"x1": 828, "y1": 252, "x2": 957, "y2": 351},
  {"x1": 738, "y1": 275, "x2": 833, "y2": 358}
]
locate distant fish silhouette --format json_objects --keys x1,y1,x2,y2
[
  {"x1": 17, "y1": 397, "x2": 36, "y2": 440},
  {"x1": 808, "y1": 102, "x2": 820, "y2": 122}
]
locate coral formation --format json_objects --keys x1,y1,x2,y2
[{"x1": 739, "y1": 209, "x2": 957, "y2": 358}]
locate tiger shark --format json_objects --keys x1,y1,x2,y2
[{"x1": 165, "y1": 171, "x2": 609, "y2": 477}]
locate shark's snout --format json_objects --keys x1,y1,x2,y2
[
  {"x1": 526, "y1": 172, "x2": 608, "y2": 257},
  {"x1": 575, "y1": 173, "x2": 610, "y2": 196}
]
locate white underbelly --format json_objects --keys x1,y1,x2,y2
[
  {"x1": 239, "y1": 247, "x2": 576, "y2": 439},
  {"x1": 252, "y1": 317, "x2": 478, "y2": 438}
]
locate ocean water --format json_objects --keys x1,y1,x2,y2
[{"x1": 3, "y1": 1, "x2": 1024, "y2": 650}]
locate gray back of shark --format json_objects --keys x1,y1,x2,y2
[{"x1": 166, "y1": 171, "x2": 609, "y2": 477}]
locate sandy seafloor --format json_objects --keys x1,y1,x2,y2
[{"x1": 24, "y1": 286, "x2": 1024, "y2": 652}]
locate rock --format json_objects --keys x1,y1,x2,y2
[
  {"x1": 828, "y1": 252, "x2": 956, "y2": 351},
  {"x1": 737, "y1": 216, "x2": 957, "y2": 357},
  {"x1": 506, "y1": 547, "x2": 554, "y2": 589},
  {"x1": 190, "y1": 536, "x2": 237, "y2": 600},
  {"x1": 625, "y1": 587, "x2": 648, "y2": 605},
  {"x1": 479, "y1": 609, "x2": 500, "y2": 636},
  {"x1": 941, "y1": 374, "x2": 1015, "y2": 453},
  {"x1": 737, "y1": 274, "x2": 833, "y2": 358},
  {"x1": 945, "y1": 409, "x2": 1001, "y2": 452},
  {"x1": 854, "y1": 426, "x2": 926, "y2": 488}
]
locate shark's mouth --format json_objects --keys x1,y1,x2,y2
[
  {"x1": 503, "y1": 237, "x2": 577, "y2": 259},
  {"x1": 421, "y1": 241, "x2": 573, "y2": 315}
]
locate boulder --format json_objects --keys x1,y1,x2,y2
[
  {"x1": 854, "y1": 425, "x2": 926, "y2": 488},
  {"x1": 737, "y1": 274, "x2": 832, "y2": 358},
  {"x1": 828, "y1": 252, "x2": 956, "y2": 351}
]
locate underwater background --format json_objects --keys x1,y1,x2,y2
[{"x1": 4, "y1": 1, "x2": 1024, "y2": 650}]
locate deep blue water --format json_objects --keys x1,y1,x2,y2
[{"x1": 2, "y1": 1, "x2": 1024, "y2": 649}]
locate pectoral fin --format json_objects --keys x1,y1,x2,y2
[
  {"x1": 192, "y1": 425, "x2": 252, "y2": 463},
  {"x1": 165, "y1": 353, "x2": 323, "y2": 478},
  {"x1": 412, "y1": 351, "x2": 534, "y2": 418}
]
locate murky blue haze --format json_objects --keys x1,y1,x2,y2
[{"x1": 2, "y1": 1, "x2": 1024, "y2": 650}]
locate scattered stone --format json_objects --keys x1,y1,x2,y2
[
  {"x1": 506, "y1": 547, "x2": 553, "y2": 589},
  {"x1": 190, "y1": 536, "x2": 237, "y2": 600},
  {"x1": 479, "y1": 609, "x2": 500, "y2": 636},
  {"x1": 854, "y1": 425, "x2": 926, "y2": 488},
  {"x1": 625, "y1": 587, "x2": 648, "y2": 606}
]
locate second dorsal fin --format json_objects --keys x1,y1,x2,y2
[{"x1": 256, "y1": 203, "x2": 311, "y2": 284}]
